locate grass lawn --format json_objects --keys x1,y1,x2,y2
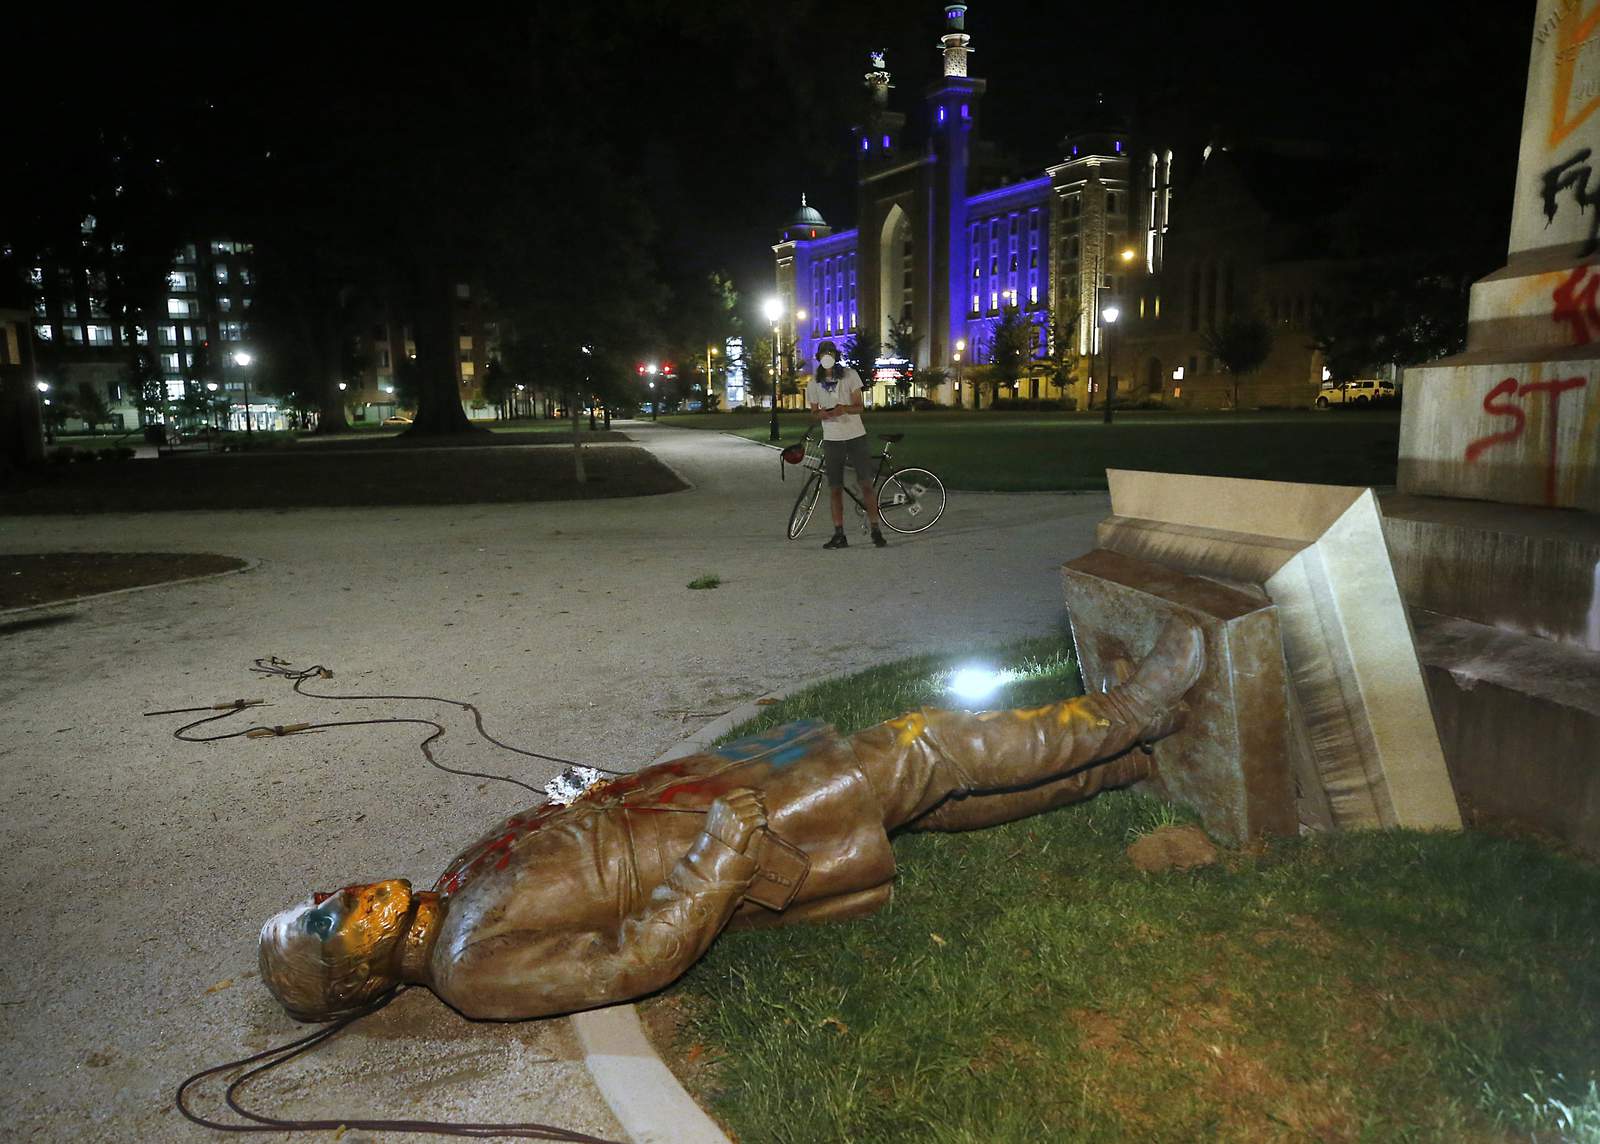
[
  {"x1": 659, "y1": 409, "x2": 1401, "y2": 492},
  {"x1": 653, "y1": 635, "x2": 1600, "y2": 1143},
  {"x1": 3, "y1": 442, "x2": 682, "y2": 513}
]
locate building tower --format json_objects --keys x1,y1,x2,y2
[
  {"x1": 940, "y1": 3, "x2": 972, "y2": 77},
  {"x1": 924, "y1": 3, "x2": 986, "y2": 369}
]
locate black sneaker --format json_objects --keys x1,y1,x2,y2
[
  {"x1": 871, "y1": 529, "x2": 887, "y2": 548},
  {"x1": 823, "y1": 532, "x2": 849, "y2": 549}
]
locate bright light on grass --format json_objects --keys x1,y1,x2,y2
[{"x1": 947, "y1": 665, "x2": 1016, "y2": 703}]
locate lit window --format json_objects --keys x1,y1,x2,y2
[
  {"x1": 219, "y1": 297, "x2": 232, "y2": 312},
  {"x1": 214, "y1": 265, "x2": 229, "y2": 285},
  {"x1": 1030, "y1": 285, "x2": 1038, "y2": 304},
  {"x1": 990, "y1": 291, "x2": 998, "y2": 310},
  {"x1": 882, "y1": 135, "x2": 891, "y2": 148},
  {"x1": 861, "y1": 137, "x2": 869, "y2": 152},
  {"x1": 961, "y1": 103, "x2": 970, "y2": 119},
  {"x1": 971, "y1": 294, "x2": 980, "y2": 312},
  {"x1": 37, "y1": 325, "x2": 53, "y2": 342},
  {"x1": 456, "y1": 283, "x2": 471, "y2": 299},
  {"x1": 938, "y1": 106, "x2": 947, "y2": 123}
]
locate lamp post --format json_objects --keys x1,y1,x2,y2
[
  {"x1": 232, "y1": 350, "x2": 254, "y2": 439},
  {"x1": 645, "y1": 362, "x2": 659, "y2": 421},
  {"x1": 1100, "y1": 304, "x2": 1121, "y2": 424},
  {"x1": 762, "y1": 296, "x2": 782, "y2": 441},
  {"x1": 953, "y1": 338, "x2": 966, "y2": 409}
]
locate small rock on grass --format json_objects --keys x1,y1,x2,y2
[{"x1": 1127, "y1": 824, "x2": 1219, "y2": 873}]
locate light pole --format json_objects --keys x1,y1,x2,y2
[
  {"x1": 762, "y1": 296, "x2": 783, "y2": 441},
  {"x1": 953, "y1": 338, "x2": 966, "y2": 409},
  {"x1": 645, "y1": 362, "x2": 659, "y2": 421},
  {"x1": 1100, "y1": 305, "x2": 1121, "y2": 424},
  {"x1": 705, "y1": 343, "x2": 717, "y2": 409},
  {"x1": 232, "y1": 350, "x2": 254, "y2": 439}
]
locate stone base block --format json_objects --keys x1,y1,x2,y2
[
  {"x1": 1062, "y1": 548, "x2": 1298, "y2": 845},
  {"x1": 1398, "y1": 353, "x2": 1600, "y2": 511},
  {"x1": 1382, "y1": 494, "x2": 1600, "y2": 652},
  {"x1": 1413, "y1": 609, "x2": 1600, "y2": 856}
]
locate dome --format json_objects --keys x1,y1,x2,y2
[{"x1": 789, "y1": 193, "x2": 828, "y2": 228}]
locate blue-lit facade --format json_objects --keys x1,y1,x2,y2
[{"x1": 774, "y1": 3, "x2": 1135, "y2": 406}]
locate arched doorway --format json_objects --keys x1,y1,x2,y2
[{"x1": 879, "y1": 204, "x2": 913, "y2": 351}]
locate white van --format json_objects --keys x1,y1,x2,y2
[{"x1": 1315, "y1": 379, "x2": 1395, "y2": 407}]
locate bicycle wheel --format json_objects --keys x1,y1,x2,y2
[
  {"x1": 877, "y1": 467, "x2": 945, "y2": 534},
  {"x1": 787, "y1": 472, "x2": 824, "y2": 539}
]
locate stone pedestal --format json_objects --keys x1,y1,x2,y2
[
  {"x1": 1393, "y1": 1, "x2": 1600, "y2": 854},
  {"x1": 1061, "y1": 548, "x2": 1298, "y2": 845}
]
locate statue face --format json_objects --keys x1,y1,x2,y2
[{"x1": 259, "y1": 879, "x2": 413, "y2": 1020}]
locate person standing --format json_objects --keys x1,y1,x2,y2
[{"x1": 805, "y1": 340, "x2": 885, "y2": 549}]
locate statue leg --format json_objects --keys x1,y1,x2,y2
[{"x1": 849, "y1": 618, "x2": 1203, "y2": 832}]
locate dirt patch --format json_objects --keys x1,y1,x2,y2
[
  {"x1": 0, "y1": 552, "x2": 247, "y2": 609},
  {"x1": 639, "y1": 995, "x2": 722, "y2": 1093},
  {"x1": 1127, "y1": 824, "x2": 1219, "y2": 873}
]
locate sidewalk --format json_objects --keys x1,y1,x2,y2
[{"x1": 0, "y1": 421, "x2": 1110, "y2": 1140}]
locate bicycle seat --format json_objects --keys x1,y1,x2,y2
[{"x1": 878, "y1": 432, "x2": 905, "y2": 443}]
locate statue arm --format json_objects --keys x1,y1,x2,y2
[{"x1": 437, "y1": 794, "x2": 763, "y2": 1020}]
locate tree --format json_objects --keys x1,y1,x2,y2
[
  {"x1": 74, "y1": 382, "x2": 113, "y2": 433},
  {"x1": 1048, "y1": 301, "x2": 1082, "y2": 403},
  {"x1": 480, "y1": 358, "x2": 514, "y2": 420},
  {"x1": 125, "y1": 349, "x2": 166, "y2": 426},
  {"x1": 987, "y1": 304, "x2": 1033, "y2": 407},
  {"x1": 918, "y1": 366, "x2": 949, "y2": 404},
  {"x1": 1312, "y1": 267, "x2": 1468, "y2": 383},
  {"x1": 842, "y1": 332, "x2": 879, "y2": 384},
  {"x1": 1204, "y1": 315, "x2": 1274, "y2": 411},
  {"x1": 745, "y1": 335, "x2": 776, "y2": 406},
  {"x1": 887, "y1": 316, "x2": 918, "y2": 403}
]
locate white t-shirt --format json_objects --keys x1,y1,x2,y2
[{"x1": 806, "y1": 366, "x2": 866, "y2": 441}]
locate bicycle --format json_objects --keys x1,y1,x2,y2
[{"x1": 779, "y1": 426, "x2": 946, "y2": 540}]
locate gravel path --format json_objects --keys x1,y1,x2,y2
[{"x1": 0, "y1": 422, "x2": 1110, "y2": 1141}]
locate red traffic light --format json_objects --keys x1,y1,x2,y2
[
  {"x1": 662, "y1": 363, "x2": 674, "y2": 374},
  {"x1": 637, "y1": 363, "x2": 646, "y2": 374}
]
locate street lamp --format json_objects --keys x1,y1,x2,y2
[
  {"x1": 953, "y1": 338, "x2": 967, "y2": 408},
  {"x1": 762, "y1": 296, "x2": 783, "y2": 441},
  {"x1": 1100, "y1": 305, "x2": 1121, "y2": 424},
  {"x1": 645, "y1": 362, "x2": 659, "y2": 421},
  {"x1": 232, "y1": 350, "x2": 254, "y2": 438}
]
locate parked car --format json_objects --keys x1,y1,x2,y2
[
  {"x1": 382, "y1": 414, "x2": 414, "y2": 426},
  {"x1": 905, "y1": 395, "x2": 939, "y2": 410},
  {"x1": 1315, "y1": 379, "x2": 1395, "y2": 407}
]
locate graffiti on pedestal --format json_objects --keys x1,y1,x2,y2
[
  {"x1": 1542, "y1": 149, "x2": 1600, "y2": 257},
  {"x1": 1552, "y1": 263, "x2": 1600, "y2": 343},
  {"x1": 1464, "y1": 374, "x2": 1591, "y2": 504}
]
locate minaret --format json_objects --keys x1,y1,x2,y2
[
  {"x1": 940, "y1": 4, "x2": 972, "y2": 77},
  {"x1": 854, "y1": 50, "x2": 907, "y2": 167},
  {"x1": 924, "y1": 2, "x2": 986, "y2": 371}
]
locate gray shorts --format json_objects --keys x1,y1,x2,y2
[{"x1": 823, "y1": 436, "x2": 875, "y2": 488}]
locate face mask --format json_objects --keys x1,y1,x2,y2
[{"x1": 819, "y1": 354, "x2": 836, "y2": 370}]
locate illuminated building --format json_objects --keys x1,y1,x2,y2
[
  {"x1": 773, "y1": 3, "x2": 1135, "y2": 407},
  {"x1": 26, "y1": 223, "x2": 262, "y2": 429}
]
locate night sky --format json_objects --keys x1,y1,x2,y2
[{"x1": 20, "y1": 1, "x2": 1537, "y2": 322}]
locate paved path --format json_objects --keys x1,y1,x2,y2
[{"x1": 0, "y1": 422, "x2": 1110, "y2": 1140}]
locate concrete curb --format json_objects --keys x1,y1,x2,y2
[
  {"x1": 0, "y1": 556, "x2": 261, "y2": 619},
  {"x1": 571, "y1": 666, "x2": 869, "y2": 1144}
]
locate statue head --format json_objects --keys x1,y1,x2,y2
[{"x1": 258, "y1": 879, "x2": 415, "y2": 1021}]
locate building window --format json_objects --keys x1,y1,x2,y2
[
  {"x1": 861, "y1": 137, "x2": 870, "y2": 152},
  {"x1": 460, "y1": 361, "x2": 476, "y2": 378},
  {"x1": 214, "y1": 265, "x2": 229, "y2": 285},
  {"x1": 37, "y1": 325, "x2": 54, "y2": 342},
  {"x1": 972, "y1": 294, "x2": 980, "y2": 314},
  {"x1": 378, "y1": 349, "x2": 390, "y2": 368},
  {"x1": 961, "y1": 103, "x2": 970, "y2": 119},
  {"x1": 238, "y1": 267, "x2": 253, "y2": 286},
  {"x1": 938, "y1": 106, "x2": 947, "y2": 124},
  {"x1": 161, "y1": 352, "x2": 180, "y2": 372},
  {"x1": 882, "y1": 134, "x2": 891, "y2": 148}
]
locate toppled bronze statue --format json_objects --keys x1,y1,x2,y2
[{"x1": 260, "y1": 620, "x2": 1204, "y2": 1021}]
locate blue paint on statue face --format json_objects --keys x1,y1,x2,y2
[{"x1": 713, "y1": 719, "x2": 829, "y2": 768}]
